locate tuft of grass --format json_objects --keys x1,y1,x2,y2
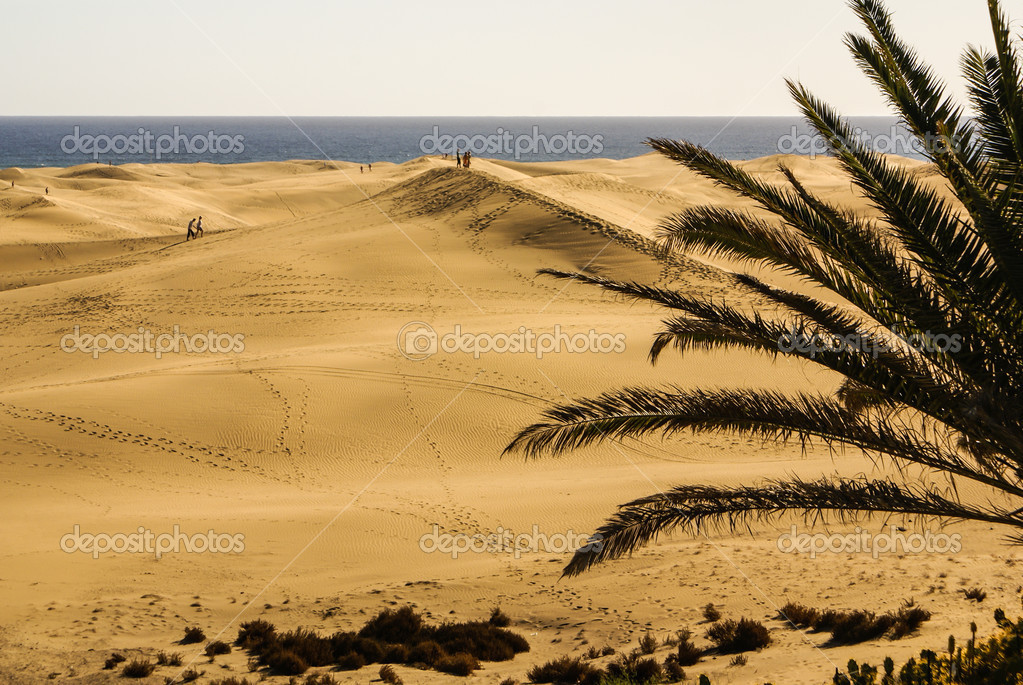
[
  {"x1": 963, "y1": 587, "x2": 988, "y2": 603},
  {"x1": 638, "y1": 631, "x2": 658, "y2": 655},
  {"x1": 705, "y1": 618, "x2": 771, "y2": 654},
  {"x1": 490, "y1": 607, "x2": 512, "y2": 627},
  {"x1": 379, "y1": 664, "x2": 404, "y2": 685},
  {"x1": 178, "y1": 667, "x2": 204, "y2": 682},
  {"x1": 729, "y1": 654, "x2": 748, "y2": 667},
  {"x1": 157, "y1": 651, "x2": 183, "y2": 666}
]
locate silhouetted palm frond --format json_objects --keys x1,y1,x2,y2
[{"x1": 511, "y1": 0, "x2": 1023, "y2": 576}]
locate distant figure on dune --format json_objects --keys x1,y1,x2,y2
[
  {"x1": 196, "y1": 215, "x2": 204, "y2": 238},
  {"x1": 360, "y1": 165, "x2": 363, "y2": 173},
  {"x1": 186, "y1": 218, "x2": 197, "y2": 241},
  {"x1": 455, "y1": 149, "x2": 461, "y2": 168},
  {"x1": 368, "y1": 163, "x2": 372, "y2": 172},
  {"x1": 463, "y1": 151, "x2": 471, "y2": 169},
  {"x1": 45, "y1": 187, "x2": 48, "y2": 195}
]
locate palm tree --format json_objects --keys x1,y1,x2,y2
[{"x1": 507, "y1": 0, "x2": 1023, "y2": 577}]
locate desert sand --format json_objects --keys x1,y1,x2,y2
[{"x1": 0, "y1": 153, "x2": 1018, "y2": 685}]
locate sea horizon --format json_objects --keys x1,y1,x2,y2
[{"x1": 0, "y1": 115, "x2": 924, "y2": 169}]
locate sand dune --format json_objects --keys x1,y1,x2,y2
[{"x1": 0, "y1": 154, "x2": 1013, "y2": 685}]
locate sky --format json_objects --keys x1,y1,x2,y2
[{"x1": 0, "y1": 1, "x2": 1011, "y2": 116}]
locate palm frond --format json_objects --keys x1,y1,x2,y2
[{"x1": 563, "y1": 477, "x2": 1019, "y2": 576}]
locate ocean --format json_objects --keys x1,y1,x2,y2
[{"x1": 0, "y1": 116, "x2": 924, "y2": 169}]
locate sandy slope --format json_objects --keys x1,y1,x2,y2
[{"x1": 0, "y1": 154, "x2": 1015, "y2": 685}]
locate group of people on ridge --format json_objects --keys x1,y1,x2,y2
[{"x1": 454, "y1": 149, "x2": 472, "y2": 169}]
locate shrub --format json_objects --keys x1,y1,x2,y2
[
  {"x1": 274, "y1": 628, "x2": 333, "y2": 667},
  {"x1": 729, "y1": 654, "x2": 748, "y2": 667},
  {"x1": 353, "y1": 636, "x2": 385, "y2": 663},
  {"x1": 431, "y1": 620, "x2": 529, "y2": 660},
  {"x1": 436, "y1": 652, "x2": 481, "y2": 676},
  {"x1": 379, "y1": 664, "x2": 404, "y2": 685},
  {"x1": 179, "y1": 668, "x2": 204, "y2": 682},
  {"x1": 303, "y1": 676, "x2": 339, "y2": 685},
  {"x1": 103, "y1": 653, "x2": 126, "y2": 669},
  {"x1": 207, "y1": 679, "x2": 252, "y2": 685},
  {"x1": 638, "y1": 632, "x2": 658, "y2": 655},
  {"x1": 702, "y1": 603, "x2": 722, "y2": 622},
  {"x1": 182, "y1": 626, "x2": 206, "y2": 644},
  {"x1": 780, "y1": 601, "x2": 930, "y2": 644},
  {"x1": 674, "y1": 629, "x2": 703, "y2": 666},
  {"x1": 663, "y1": 654, "x2": 686, "y2": 683},
  {"x1": 237, "y1": 619, "x2": 276, "y2": 649},
  {"x1": 407, "y1": 640, "x2": 444, "y2": 666},
  {"x1": 381, "y1": 642, "x2": 410, "y2": 663},
  {"x1": 264, "y1": 647, "x2": 309, "y2": 675},
  {"x1": 779, "y1": 602, "x2": 820, "y2": 628},
  {"x1": 233, "y1": 604, "x2": 531, "y2": 677},
  {"x1": 205, "y1": 640, "x2": 232, "y2": 657},
  {"x1": 605, "y1": 652, "x2": 664, "y2": 684},
  {"x1": 527, "y1": 656, "x2": 600, "y2": 684},
  {"x1": 490, "y1": 606, "x2": 512, "y2": 627},
  {"x1": 500, "y1": 679, "x2": 517, "y2": 685},
  {"x1": 336, "y1": 652, "x2": 366, "y2": 671},
  {"x1": 121, "y1": 659, "x2": 156, "y2": 678},
  {"x1": 705, "y1": 618, "x2": 771, "y2": 653},
  {"x1": 358, "y1": 606, "x2": 424, "y2": 644}
]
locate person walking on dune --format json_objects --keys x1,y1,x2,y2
[
  {"x1": 186, "y1": 218, "x2": 196, "y2": 241},
  {"x1": 195, "y1": 216, "x2": 204, "y2": 238},
  {"x1": 456, "y1": 148, "x2": 461, "y2": 168},
  {"x1": 463, "y1": 150, "x2": 471, "y2": 169}
]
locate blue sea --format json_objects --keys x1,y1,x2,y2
[{"x1": 0, "y1": 116, "x2": 924, "y2": 169}]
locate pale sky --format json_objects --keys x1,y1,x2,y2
[{"x1": 1, "y1": 1, "x2": 1010, "y2": 116}]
